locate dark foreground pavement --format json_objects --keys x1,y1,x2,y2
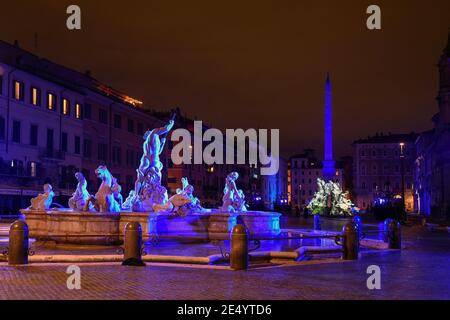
[{"x1": 0, "y1": 224, "x2": 449, "y2": 300}]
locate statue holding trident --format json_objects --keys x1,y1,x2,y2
[
  {"x1": 123, "y1": 113, "x2": 175, "y2": 211},
  {"x1": 135, "y1": 118, "x2": 174, "y2": 195}
]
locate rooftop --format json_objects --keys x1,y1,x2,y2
[
  {"x1": 353, "y1": 132, "x2": 419, "y2": 145},
  {"x1": 290, "y1": 149, "x2": 316, "y2": 160},
  {"x1": 0, "y1": 40, "x2": 143, "y2": 108}
]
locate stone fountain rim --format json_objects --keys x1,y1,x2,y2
[{"x1": 20, "y1": 209, "x2": 282, "y2": 217}]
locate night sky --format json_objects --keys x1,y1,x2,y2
[{"x1": 1, "y1": 0, "x2": 450, "y2": 159}]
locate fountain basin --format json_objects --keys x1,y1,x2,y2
[
  {"x1": 321, "y1": 216, "x2": 353, "y2": 232},
  {"x1": 20, "y1": 209, "x2": 281, "y2": 245},
  {"x1": 20, "y1": 209, "x2": 121, "y2": 245}
]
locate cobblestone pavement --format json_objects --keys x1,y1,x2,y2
[{"x1": 0, "y1": 224, "x2": 449, "y2": 300}]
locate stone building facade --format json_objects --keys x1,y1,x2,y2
[
  {"x1": 352, "y1": 133, "x2": 418, "y2": 212},
  {"x1": 0, "y1": 39, "x2": 287, "y2": 214},
  {"x1": 165, "y1": 115, "x2": 266, "y2": 209},
  {"x1": 290, "y1": 149, "x2": 343, "y2": 210},
  {"x1": 0, "y1": 40, "x2": 165, "y2": 213},
  {"x1": 415, "y1": 32, "x2": 450, "y2": 222}
]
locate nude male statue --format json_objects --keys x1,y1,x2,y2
[{"x1": 134, "y1": 119, "x2": 174, "y2": 196}]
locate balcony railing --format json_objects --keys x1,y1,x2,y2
[
  {"x1": 39, "y1": 149, "x2": 65, "y2": 160},
  {"x1": 0, "y1": 168, "x2": 33, "y2": 178}
]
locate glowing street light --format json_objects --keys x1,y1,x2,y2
[{"x1": 399, "y1": 142, "x2": 405, "y2": 157}]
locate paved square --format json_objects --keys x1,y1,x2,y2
[{"x1": 0, "y1": 225, "x2": 449, "y2": 300}]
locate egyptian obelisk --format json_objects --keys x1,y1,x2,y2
[{"x1": 322, "y1": 73, "x2": 336, "y2": 180}]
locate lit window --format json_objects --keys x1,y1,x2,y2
[
  {"x1": 75, "y1": 103, "x2": 82, "y2": 119},
  {"x1": 30, "y1": 162, "x2": 37, "y2": 177},
  {"x1": 62, "y1": 98, "x2": 70, "y2": 115},
  {"x1": 47, "y1": 93, "x2": 56, "y2": 111},
  {"x1": 31, "y1": 87, "x2": 41, "y2": 106},
  {"x1": 14, "y1": 81, "x2": 24, "y2": 101}
]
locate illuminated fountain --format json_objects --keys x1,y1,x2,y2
[{"x1": 20, "y1": 118, "x2": 280, "y2": 245}]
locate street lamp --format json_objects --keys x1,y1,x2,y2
[{"x1": 399, "y1": 142, "x2": 406, "y2": 222}]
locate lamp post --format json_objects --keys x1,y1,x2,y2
[{"x1": 399, "y1": 142, "x2": 406, "y2": 223}]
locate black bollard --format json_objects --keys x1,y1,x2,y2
[
  {"x1": 122, "y1": 222, "x2": 146, "y2": 266},
  {"x1": 230, "y1": 223, "x2": 249, "y2": 270},
  {"x1": 8, "y1": 220, "x2": 29, "y2": 265},
  {"x1": 384, "y1": 219, "x2": 401, "y2": 249},
  {"x1": 342, "y1": 222, "x2": 359, "y2": 260}
]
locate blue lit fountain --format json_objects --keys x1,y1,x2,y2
[{"x1": 20, "y1": 119, "x2": 280, "y2": 245}]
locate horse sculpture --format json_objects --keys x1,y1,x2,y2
[{"x1": 84, "y1": 165, "x2": 122, "y2": 213}]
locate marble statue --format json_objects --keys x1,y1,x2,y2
[
  {"x1": 123, "y1": 119, "x2": 174, "y2": 211},
  {"x1": 68, "y1": 172, "x2": 91, "y2": 210},
  {"x1": 153, "y1": 177, "x2": 204, "y2": 215},
  {"x1": 29, "y1": 184, "x2": 55, "y2": 210},
  {"x1": 112, "y1": 177, "x2": 123, "y2": 208},
  {"x1": 177, "y1": 177, "x2": 203, "y2": 210},
  {"x1": 221, "y1": 172, "x2": 248, "y2": 212},
  {"x1": 133, "y1": 167, "x2": 169, "y2": 211},
  {"x1": 307, "y1": 178, "x2": 355, "y2": 216},
  {"x1": 122, "y1": 190, "x2": 135, "y2": 210},
  {"x1": 135, "y1": 119, "x2": 174, "y2": 194},
  {"x1": 84, "y1": 165, "x2": 122, "y2": 213}
]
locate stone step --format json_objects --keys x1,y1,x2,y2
[{"x1": 0, "y1": 227, "x2": 9, "y2": 236}]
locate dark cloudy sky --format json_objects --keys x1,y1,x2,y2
[{"x1": 1, "y1": 0, "x2": 450, "y2": 158}]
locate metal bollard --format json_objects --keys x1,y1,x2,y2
[
  {"x1": 122, "y1": 222, "x2": 146, "y2": 266},
  {"x1": 8, "y1": 220, "x2": 29, "y2": 265},
  {"x1": 230, "y1": 223, "x2": 249, "y2": 270},
  {"x1": 342, "y1": 222, "x2": 359, "y2": 260},
  {"x1": 384, "y1": 219, "x2": 401, "y2": 249}
]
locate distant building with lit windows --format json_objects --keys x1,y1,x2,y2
[
  {"x1": 0, "y1": 39, "x2": 284, "y2": 213},
  {"x1": 0, "y1": 40, "x2": 164, "y2": 213},
  {"x1": 164, "y1": 114, "x2": 261, "y2": 207},
  {"x1": 352, "y1": 132, "x2": 418, "y2": 212}
]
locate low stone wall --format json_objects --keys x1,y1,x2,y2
[
  {"x1": 20, "y1": 209, "x2": 281, "y2": 245},
  {"x1": 21, "y1": 209, "x2": 120, "y2": 245}
]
